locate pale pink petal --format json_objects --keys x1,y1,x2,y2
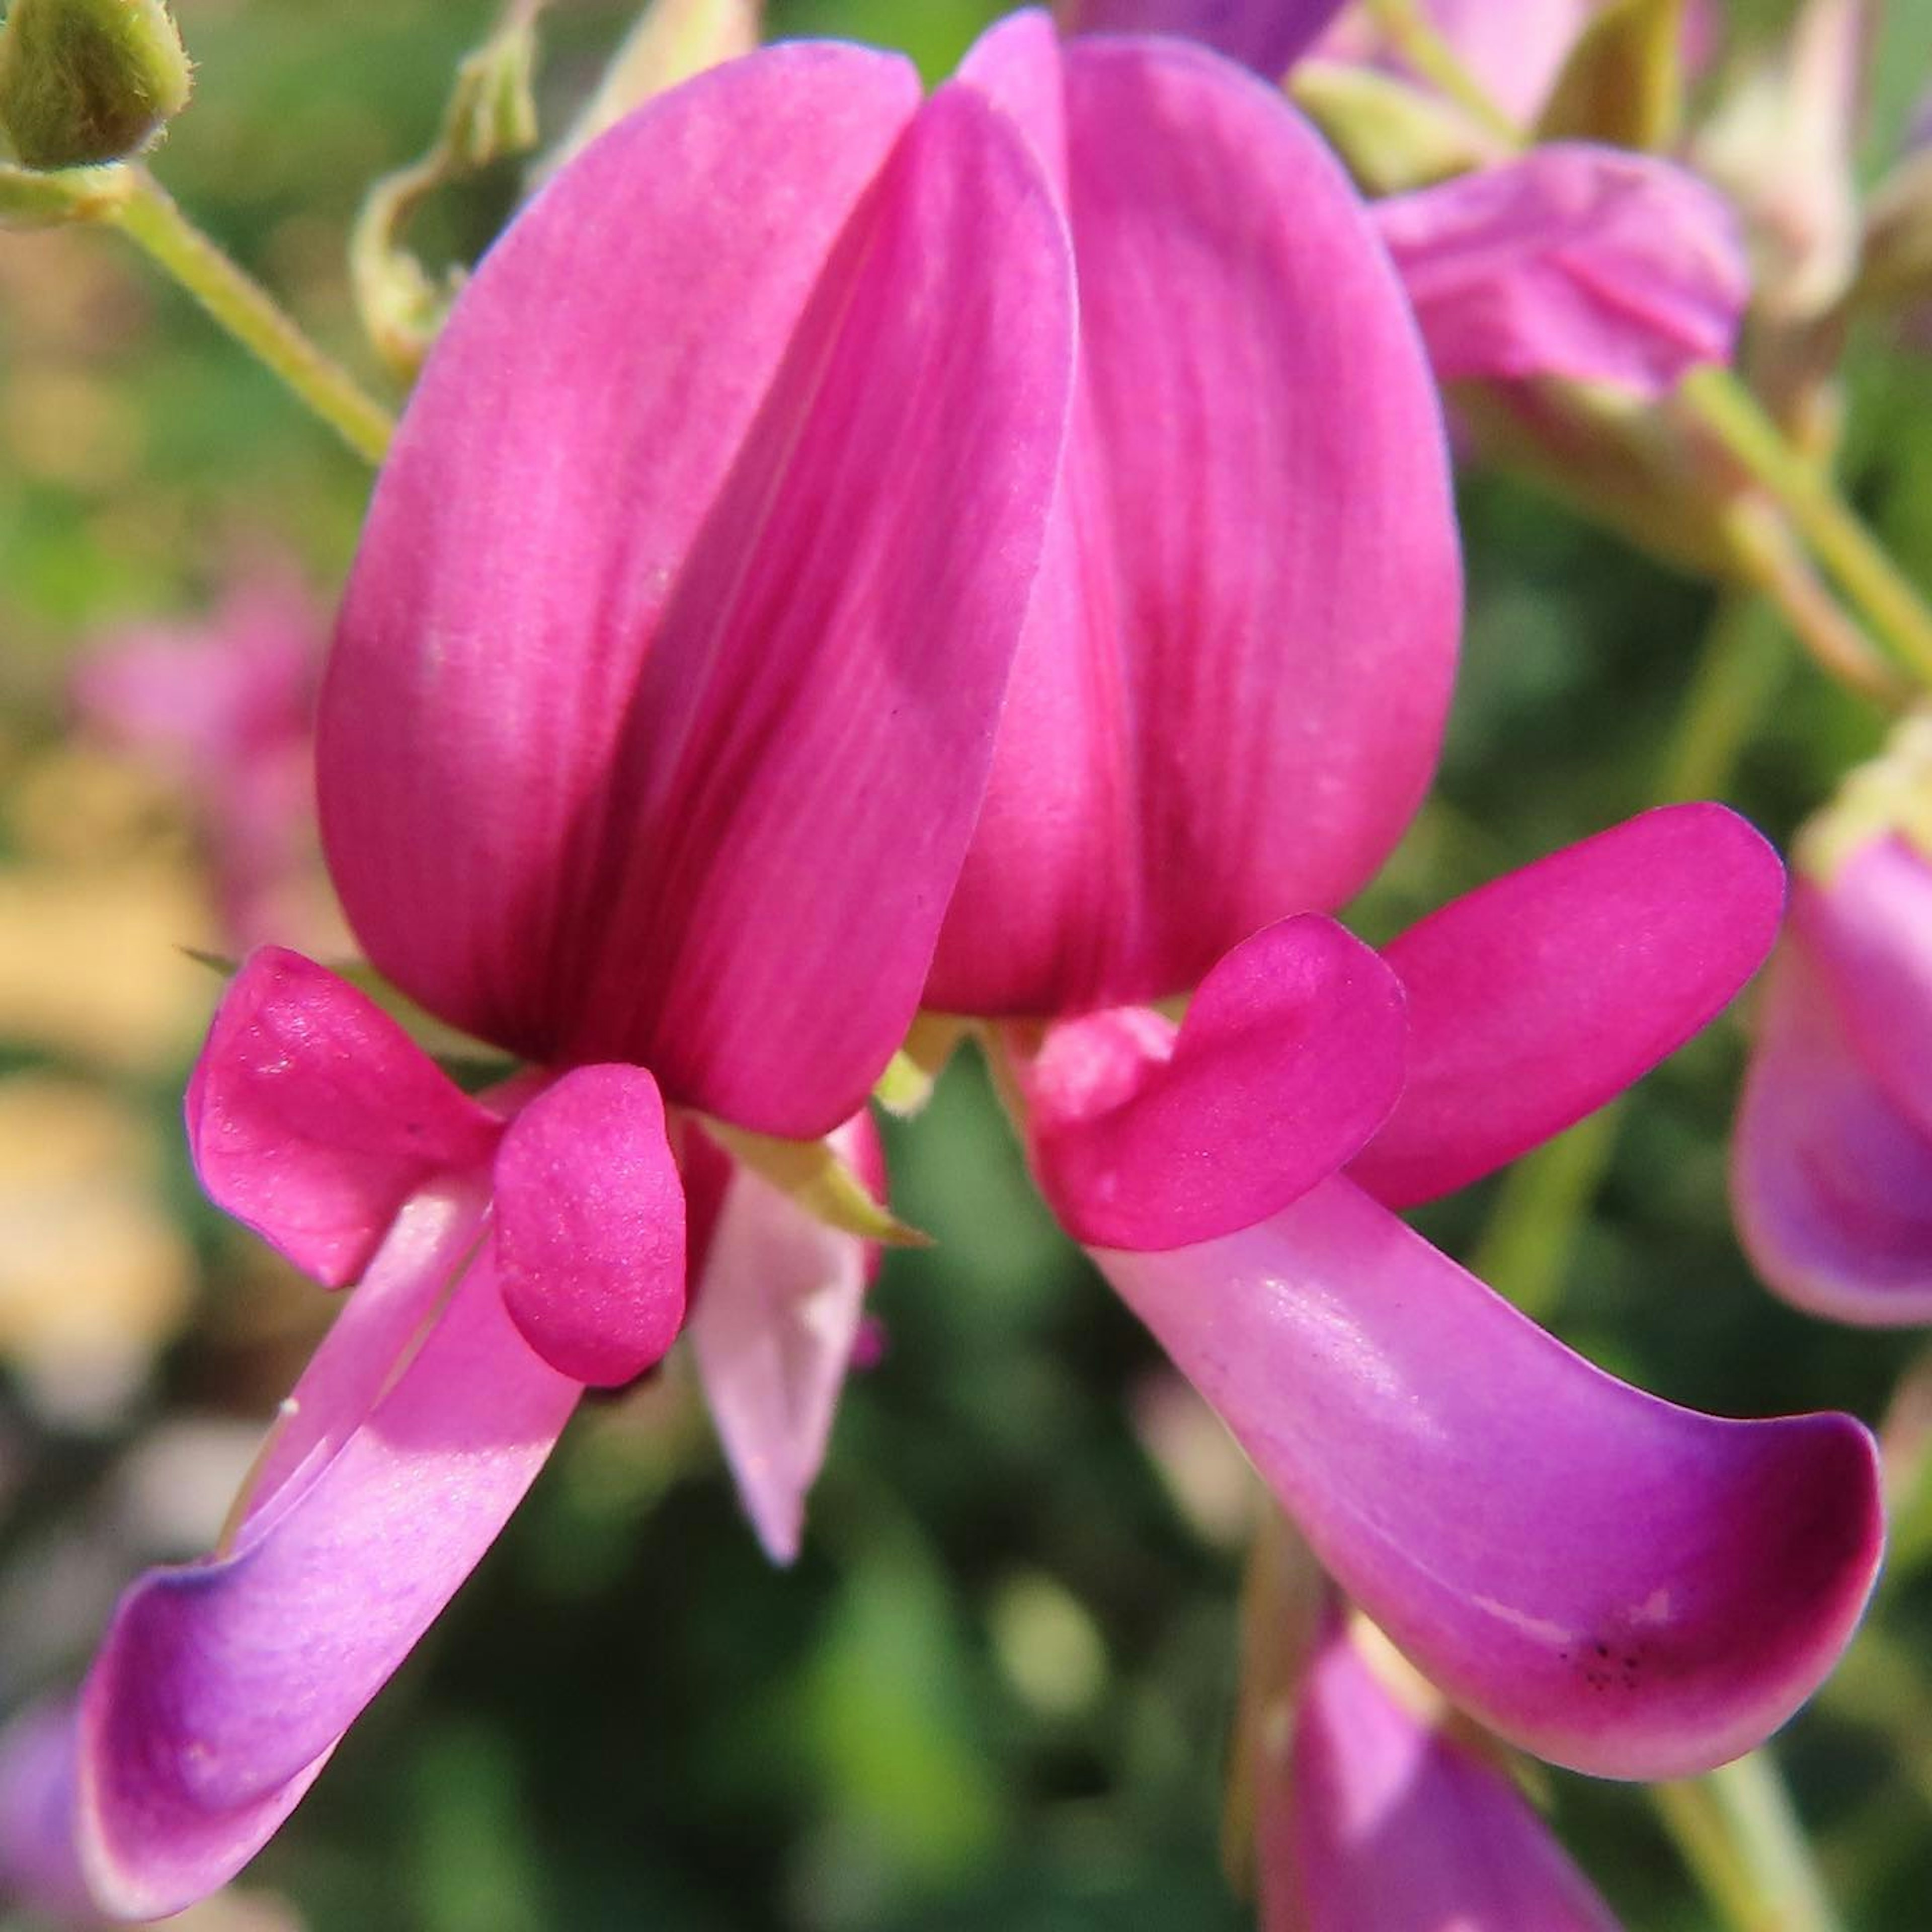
[
  {"x1": 1415, "y1": 0, "x2": 1601, "y2": 125},
  {"x1": 1098, "y1": 1177, "x2": 1882, "y2": 1779},
  {"x1": 1376, "y1": 146, "x2": 1749, "y2": 395},
  {"x1": 321, "y1": 49, "x2": 1074, "y2": 1134},
  {"x1": 1732, "y1": 946, "x2": 1932, "y2": 1324},
  {"x1": 185, "y1": 949, "x2": 502, "y2": 1287},
  {"x1": 492, "y1": 1065, "x2": 686, "y2": 1387},
  {"x1": 76, "y1": 1251, "x2": 579, "y2": 1919},
  {"x1": 1056, "y1": 0, "x2": 1348, "y2": 77},
  {"x1": 1264, "y1": 1612, "x2": 1622, "y2": 1931},
  {"x1": 934, "y1": 20, "x2": 1459, "y2": 1015},
  {"x1": 1351, "y1": 804, "x2": 1785, "y2": 1208},
  {"x1": 242, "y1": 1182, "x2": 489, "y2": 1531},
  {"x1": 1792, "y1": 839, "x2": 1932, "y2": 1141},
  {"x1": 688, "y1": 1111, "x2": 883, "y2": 1564},
  {"x1": 1021, "y1": 915, "x2": 1405, "y2": 1249}
]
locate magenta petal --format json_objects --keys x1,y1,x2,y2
[
  {"x1": 1099, "y1": 1178, "x2": 1883, "y2": 1778},
  {"x1": 934, "y1": 22, "x2": 1459, "y2": 1014},
  {"x1": 492, "y1": 1065, "x2": 686, "y2": 1387},
  {"x1": 323, "y1": 48, "x2": 1074, "y2": 1133},
  {"x1": 1352, "y1": 804, "x2": 1786, "y2": 1208},
  {"x1": 689, "y1": 1111, "x2": 883, "y2": 1563},
  {"x1": 1056, "y1": 0, "x2": 1349, "y2": 77},
  {"x1": 186, "y1": 948, "x2": 502, "y2": 1286},
  {"x1": 76, "y1": 1252, "x2": 579, "y2": 1918},
  {"x1": 1025, "y1": 915, "x2": 1406, "y2": 1249},
  {"x1": 1266, "y1": 1613, "x2": 1622, "y2": 1931},
  {"x1": 1375, "y1": 145, "x2": 1749, "y2": 395},
  {"x1": 1732, "y1": 945, "x2": 1932, "y2": 1325}
]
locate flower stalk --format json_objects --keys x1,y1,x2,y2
[{"x1": 108, "y1": 168, "x2": 395, "y2": 462}]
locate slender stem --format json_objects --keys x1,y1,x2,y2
[
  {"x1": 1679, "y1": 368, "x2": 1932, "y2": 690},
  {"x1": 108, "y1": 167, "x2": 395, "y2": 463},
  {"x1": 1650, "y1": 1756, "x2": 1848, "y2": 1932},
  {"x1": 1469, "y1": 593, "x2": 1783, "y2": 1317},
  {"x1": 1725, "y1": 504, "x2": 1911, "y2": 713},
  {"x1": 1466, "y1": 1104, "x2": 1625, "y2": 1321}
]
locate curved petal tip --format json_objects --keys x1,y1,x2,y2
[{"x1": 1101, "y1": 1178, "x2": 1883, "y2": 1780}]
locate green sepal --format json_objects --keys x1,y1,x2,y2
[
  {"x1": 872, "y1": 1012, "x2": 967, "y2": 1119},
  {"x1": 704, "y1": 1118, "x2": 931, "y2": 1248},
  {"x1": 1534, "y1": 0, "x2": 1684, "y2": 151}
]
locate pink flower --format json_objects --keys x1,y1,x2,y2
[
  {"x1": 1261, "y1": 1603, "x2": 1624, "y2": 1930},
  {"x1": 1005, "y1": 808, "x2": 1882, "y2": 1781},
  {"x1": 1060, "y1": 1, "x2": 1749, "y2": 399},
  {"x1": 73, "y1": 42, "x2": 1076, "y2": 1916},
  {"x1": 909, "y1": 16, "x2": 1876, "y2": 1786},
  {"x1": 1732, "y1": 757, "x2": 1932, "y2": 1323}
]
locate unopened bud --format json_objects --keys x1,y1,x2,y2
[{"x1": 0, "y1": 0, "x2": 191, "y2": 170}]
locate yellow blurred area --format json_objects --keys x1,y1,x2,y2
[{"x1": 0, "y1": 1072, "x2": 191, "y2": 1417}]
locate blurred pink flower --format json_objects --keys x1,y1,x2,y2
[
  {"x1": 1262, "y1": 1604, "x2": 1623, "y2": 1930},
  {"x1": 1733, "y1": 816, "x2": 1932, "y2": 1326},
  {"x1": 72, "y1": 571, "x2": 333, "y2": 953},
  {"x1": 74, "y1": 41, "x2": 1076, "y2": 1917}
]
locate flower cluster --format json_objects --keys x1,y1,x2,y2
[{"x1": 11, "y1": 1, "x2": 1924, "y2": 1925}]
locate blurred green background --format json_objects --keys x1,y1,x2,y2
[{"x1": 3, "y1": 1, "x2": 1932, "y2": 1926}]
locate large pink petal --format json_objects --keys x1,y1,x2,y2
[
  {"x1": 1098, "y1": 1177, "x2": 1882, "y2": 1779},
  {"x1": 1376, "y1": 146, "x2": 1749, "y2": 395},
  {"x1": 1265, "y1": 1611, "x2": 1622, "y2": 1931},
  {"x1": 1021, "y1": 915, "x2": 1406, "y2": 1249},
  {"x1": 1732, "y1": 945, "x2": 1932, "y2": 1325},
  {"x1": 492, "y1": 1065, "x2": 686, "y2": 1387},
  {"x1": 186, "y1": 948, "x2": 502, "y2": 1287},
  {"x1": 322, "y1": 49, "x2": 1075, "y2": 1133},
  {"x1": 688, "y1": 1111, "x2": 884, "y2": 1564},
  {"x1": 1056, "y1": 0, "x2": 1348, "y2": 77},
  {"x1": 933, "y1": 19, "x2": 1459, "y2": 1015},
  {"x1": 1351, "y1": 804, "x2": 1785, "y2": 1208},
  {"x1": 1793, "y1": 838, "x2": 1932, "y2": 1142},
  {"x1": 76, "y1": 1250, "x2": 579, "y2": 1919}
]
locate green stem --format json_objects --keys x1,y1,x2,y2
[
  {"x1": 108, "y1": 167, "x2": 394, "y2": 463},
  {"x1": 1468, "y1": 593, "x2": 1784, "y2": 1318},
  {"x1": 1650, "y1": 1756, "x2": 1848, "y2": 1932},
  {"x1": 1680, "y1": 367, "x2": 1932, "y2": 691}
]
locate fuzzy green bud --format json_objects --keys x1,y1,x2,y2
[{"x1": 0, "y1": 0, "x2": 192, "y2": 171}]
